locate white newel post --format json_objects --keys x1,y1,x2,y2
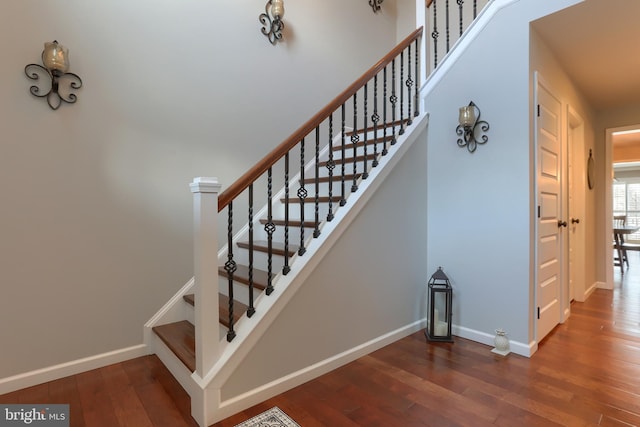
[{"x1": 190, "y1": 177, "x2": 222, "y2": 377}]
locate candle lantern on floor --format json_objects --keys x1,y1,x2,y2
[{"x1": 425, "y1": 267, "x2": 453, "y2": 342}]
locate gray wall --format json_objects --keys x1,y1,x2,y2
[
  {"x1": 424, "y1": 0, "x2": 582, "y2": 349},
  {"x1": 0, "y1": 0, "x2": 408, "y2": 379}
]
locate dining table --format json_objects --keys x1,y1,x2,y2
[{"x1": 613, "y1": 225, "x2": 640, "y2": 273}]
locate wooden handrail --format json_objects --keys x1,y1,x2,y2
[
  {"x1": 426, "y1": 0, "x2": 433, "y2": 7},
  {"x1": 218, "y1": 27, "x2": 423, "y2": 211}
]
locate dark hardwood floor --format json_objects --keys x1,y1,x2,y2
[{"x1": 2, "y1": 256, "x2": 640, "y2": 426}]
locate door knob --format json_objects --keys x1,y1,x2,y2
[
  {"x1": 557, "y1": 220, "x2": 568, "y2": 228},
  {"x1": 571, "y1": 218, "x2": 580, "y2": 224}
]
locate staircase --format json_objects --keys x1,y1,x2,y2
[
  {"x1": 151, "y1": 123, "x2": 410, "y2": 374},
  {"x1": 143, "y1": 28, "x2": 427, "y2": 426}
]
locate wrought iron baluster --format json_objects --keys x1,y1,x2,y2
[
  {"x1": 283, "y1": 152, "x2": 290, "y2": 275},
  {"x1": 247, "y1": 185, "x2": 255, "y2": 317},
  {"x1": 382, "y1": 66, "x2": 389, "y2": 155},
  {"x1": 225, "y1": 203, "x2": 237, "y2": 342},
  {"x1": 340, "y1": 103, "x2": 347, "y2": 206},
  {"x1": 351, "y1": 92, "x2": 359, "y2": 193},
  {"x1": 414, "y1": 38, "x2": 420, "y2": 117},
  {"x1": 362, "y1": 83, "x2": 369, "y2": 179},
  {"x1": 265, "y1": 168, "x2": 275, "y2": 295},
  {"x1": 372, "y1": 74, "x2": 380, "y2": 166},
  {"x1": 446, "y1": 0, "x2": 450, "y2": 53},
  {"x1": 298, "y1": 138, "x2": 308, "y2": 254},
  {"x1": 325, "y1": 120, "x2": 335, "y2": 221},
  {"x1": 432, "y1": 0, "x2": 439, "y2": 69},
  {"x1": 473, "y1": 0, "x2": 477, "y2": 18},
  {"x1": 406, "y1": 44, "x2": 414, "y2": 126},
  {"x1": 399, "y1": 51, "x2": 405, "y2": 136},
  {"x1": 390, "y1": 58, "x2": 397, "y2": 144},
  {"x1": 314, "y1": 127, "x2": 320, "y2": 231},
  {"x1": 458, "y1": 0, "x2": 464, "y2": 36}
]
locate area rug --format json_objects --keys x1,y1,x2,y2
[{"x1": 234, "y1": 406, "x2": 300, "y2": 427}]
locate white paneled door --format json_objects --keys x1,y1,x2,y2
[{"x1": 535, "y1": 73, "x2": 564, "y2": 343}]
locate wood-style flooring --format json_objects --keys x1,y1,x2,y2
[{"x1": 2, "y1": 255, "x2": 640, "y2": 426}]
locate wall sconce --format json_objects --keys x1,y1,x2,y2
[
  {"x1": 24, "y1": 41, "x2": 82, "y2": 110},
  {"x1": 369, "y1": 0, "x2": 383, "y2": 13},
  {"x1": 456, "y1": 101, "x2": 489, "y2": 153},
  {"x1": 260, "y1": 0, "x2": 285, "y2": 45}
]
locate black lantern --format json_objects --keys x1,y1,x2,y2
[{"x1": 425, "y1": 267, "x2": 453, "y2": 342}]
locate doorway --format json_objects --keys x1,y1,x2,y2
[
  {"x1": 567, "y1": 106, "x2": 586, "y2": 306},
  {"x1": 606, "y1": 125, "x2": 640, "y2": 286}
]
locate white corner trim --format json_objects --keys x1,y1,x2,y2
[{"x1": 0, "y1": 344, "x2": 148, "y2": 395}]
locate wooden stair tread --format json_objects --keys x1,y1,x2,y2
[
  {"x1": 236, "y1": 240, "x2": 299, "y2": 257},
  {"x1": 301, "y1": 174, "x2": 361, "y2": 184},
  {"x1": 283, "y1": 195, "x2": 343, "y2": 204},
  {"x1": 259, "y1": 218, "x2": 317, "y2": 228},
  {"x1": 319, "y1": 153, "x2": 378, "y2": 166},
  {"x1": 344, "y1": 119, "x2": 410, "y2": 136},
  {"x1": 332, "y1": 135, "x2": 395, "y2": 150},
  {"x1": 152, "y1": 321, "x2": 195, "y2": 373},
  {"x1": 218, "y1": 264, "x2": 270, "y2": 289},
  {"x1": 182, "y1": 294, "x2": 249, "y2": 328}
]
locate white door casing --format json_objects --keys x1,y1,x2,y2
[
  {"x1": 568, "y1": 106, "x2": 586, "y2": 304},
  {"x1": 535, "y1": 72, "x2": 564, "y2": 343}
]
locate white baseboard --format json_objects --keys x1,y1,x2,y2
[
  {"x1": 0, "y1": 344, "x2": 148, "y2": 395},
  {"x1": 453, "y1": 325, "x2": 534, "y2": 357}
]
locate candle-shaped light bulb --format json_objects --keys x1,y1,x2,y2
[
  {"x1": 42, "y1": 41, "x2": 69, "y2": 73},
  {"x1": 459, "y1": 105, "x2": 476, "y2": 128},
  {"x1": 272, "y1": 0, "x2": 284, "y2": 19}
]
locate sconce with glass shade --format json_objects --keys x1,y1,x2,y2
[
  {"x1": 370, "y1": 0, "x2": 384, "y2": 12},
  {"x1": 456, "y1": 101, "x2": 489, "y2": 153},
  {"x1": 24, "y1": 41, "x2": 82, "y2": 110},
  {"x1": 260, "y1": 0, "x2": 285, "y2": 45}
]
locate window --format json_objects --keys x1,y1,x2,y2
[{"x1": 613, "y1": 181, "x2": 640, "y2": 241}]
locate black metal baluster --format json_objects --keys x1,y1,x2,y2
[
  {"x1": 351, "y1": 92, "x2": 359, "y2": 193},
  {"x1": 406, "y1": 44, "x2": 414, "y2": 126},
  {"x1": 283, "y1": 152, "x2": 290, "y2": 275},
  {"x1": 390, "y1": 59, "x2": 397, "y2": 144},
  {"x1": 340, "y1": 104, "x2": 347, "y2": 206},
  {"x1": 382, "y1": 66, "x2": 389, "y2": 156},
  {"x1": 432, "y1": 0, "x2": 439, "y2": 69},
  {"x1": 414, "y1": 38, "x2": 420, "y2": 117},
  {"x1": 265, "y1": 168, "x2": 275, "y2": 295},
  {"x1": 362, "y1": 83, "x2": 369, "y2": 179},
  {"x1": 458, "y1": 0, "x2": 464, "y2": 36},
  {"x1": 298, "y1": 138, "x2": 308, "y2": 254},
  {"x1": 446, "y1": 0, "x2": 450, "y2": 53},
  {"x1": 372, "y1": 74, "x2": 380, "y2": 166},
  {"x1": 225, "y1": 203, "x2": 237, "y2": 342},
  {"x1": 326, "y1": 120, "x2": 335, "y2": 221},
  {"x1": 473, "y1": 0, "x2": 477, "y2": 18},
  {"x1": 247, "y1": 185, "x2": 255, "y2": 317},
  {"x1": 399, "y1": 51, "x2": 405, "y2": 136},
  {"x1": 314, "y1": 127, "x2": 320, "y2": 231}
]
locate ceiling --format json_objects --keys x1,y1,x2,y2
[
  {"x1": 532, "y1": 0, "x2": 640, "y2": 112},
  {"x1": 531, "y1": 0, "x2": 640, "y2": 152}
]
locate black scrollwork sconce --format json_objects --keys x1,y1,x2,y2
[
  {"x1": 24, "y1": 41, "x2": 82, "y2": 110},
  {"x1": 260, "y1": 0, "x2": 285, "y2": 45},
  {"x1": 456, "y1": 101, "x2": 489, "y2": 153},
  {"x1": 369, "y1": 0, "x2": 383, "y2": 13}
]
